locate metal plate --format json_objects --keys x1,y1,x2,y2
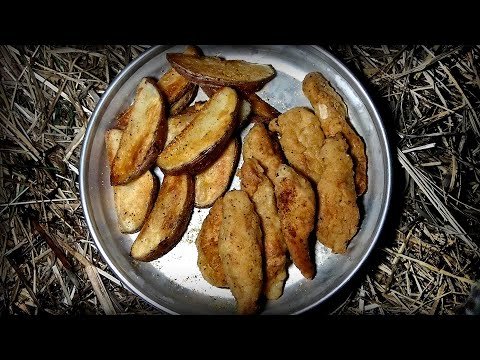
[{"x1": 80, "y1": 45, "x2": 392, "y2": 314}]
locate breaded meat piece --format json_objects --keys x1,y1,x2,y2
[
  {"x1": 196, "y1": 197, "x2": 228, "y2": 288},
  {"x1": 316, "y1": 134, "x2": 359, "y2": 253},
  {"x1": 243, "y1": 123, "x2": 283, "y2": 182},
  {"x1": 303, "y1": 72, "x2": 367, "y2": 195},
  {"x1": 239, "y1": 158, "x2": 287, "y2": 300},
  {"x1": 269, "y1": 107, "x2": 325, "y2": 184},
  {"x1": 273, "y1": 165, "x2": 316, "y2": 279},
  {"x1": 218, "y1": 190, "x2": 263, "y2": 314}
]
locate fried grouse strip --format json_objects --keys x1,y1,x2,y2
[
  {"x1": 303, "y1": 71, "x2": 367, "y2": 195},
  {"x1": 239, "y1": 158, "x2": 287, "y2": 300}
]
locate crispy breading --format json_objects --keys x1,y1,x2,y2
[
  {"x1": 269, "y1": 107, "x2": 325, "y2": 183},
  {"x1": 316, "y1": 135, "x2": 359, "y2": 253},
  {"x1": 273, "y1": 165, "x2": 316, "y2": 279},
  {"x1": 303, "y1": 72, "x2": 367, "y2": 195},
  {"x1": 239, "y1": 158, "x2": 287, "y2": 300},
  {"x1": 218, "y1": 190, "x2": 263, "y2": 315},
  {"x1": 196, "y1": 198, "x2": 228, "y2": 288},
  {"x1": 243, "y1": 123, "x2": 283, "y2": 182}
]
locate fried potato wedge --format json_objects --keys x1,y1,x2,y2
[
  {"x1": 243, "y1": 123, "x2": 284, "y2": 182},
  {"x1": 105, "y1": 129, "x2": 159, "y2": 234},
  {"x1": 195, "y1": 137, "x2": 240, "y2": 208},
  {"x1": 165, "y1": 112, "x2": 198, "y2": 146},
  {"x1": 169, "y1": 83, "x2": 198, "y2": 116},
  {"x1": 130, "y1": 174, "x2": 194, "y2": 261},
  {"x1": 316, "y1": 135, "x2": 359, "y2": 253},
  {"x1": 243, "y1": 92, "x2": 280, "y2": 123},
  {"x1": 201, "y1": 85, "x2": 252, "y2": 128},
  {"x1": 110, "y1": 78, "x2": 167, "y2": 186},
  {"x1": 157, "y1": 45, "x2": 202, "y2": 104},
  {"x1": 203, "y1": 84, "x2": 279, "y2": 122},
  {"x1": 157, "y1": 87, "x2": 239, "y2": 174},
  {"x1": 115, "y1": 106, "x2": 133, "y2": 130},
  {"x1": 239, "y1": 158, "x2": 287, "y2": 300},
  {"x1": 269, "y1": 107, "x2": 325, "y2": 183},
  {"x1": 180, "y1": 100, "x2": 206, "y2": 115},
  {"x1": 274, "y1": 164, "x2": 316, "y2": 280},
  {"x1": 167, "y1": 53, "x2": 275, "y2": 93},
  {"x1": 219, "y1": 190, "x2": 263, "y2": 315},
  {"x1": 196, "y1": 197, "x2": 228, "y2": 288},
  {"x1": 303, "y1": 71, "x2": 367, "y2": 195}
]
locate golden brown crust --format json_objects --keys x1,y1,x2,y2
[
  {"x1": 316, "y1": 135, "x2": 359, "y2": 254},
  {"x1": 169, "y1": 83, "x2": 198, "y2": 116},
  {"x1": 273, "y1": 164, "x2": 316, "y2": 279},
  {"x1": 203, "y1": 85, "x2": 278, "y2": 125},
  {"x1": 167, "y1": 53, "x2": 275, "y2": 93},
  {"x1": 110, "y1": 78, "x2": 167, "y2": 186},
  {"x1": 165, "y1": 112, "x2": 198, "y2": 146},
  {"x1": 115, "y1": 106, "x2": 133, "y2": 130},
  {"x1": 302, "y1": 72, "x2": 367, "y2": 195},
  {"x1": 157, "y1": 45, "x2": 202, "y2": 104},
  {"x1": 218, "y1": 190, "x2": 263, "y2": 315},
  {"x1": 239, "y1": 158, "x2": 287, "y2": 300},
  {"x1": 202, "y1": 85, "x2": 252, "y2": 129},
  {"x1": 242, "y1": 123, "x2": 284, "y2": 182},
  {"x1": 196, "y1": 198, "x2": 228, "y2": 287},
  {"x1": 157, "y1": 87, "x2": 239, "y2": 175},
  {"x1": 105, "y1": 129, "x2": 159, "y2": 234},
  {"x1": 194, "y1": 137, "x2": 240, "y2": 208},
  {"x1": 243, "y1": 92, "x2": 280, "y2": 122},
  {"x1": 269, "y1": 107, "x2": 325, "y2": 184},
  {"x1": 130, "y1": 174, "x2": 194, "y2": 261}
]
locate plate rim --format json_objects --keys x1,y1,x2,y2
[{"x1": 79, "y1": 45, "x2": 393, "y2": 315}]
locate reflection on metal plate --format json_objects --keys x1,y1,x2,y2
[{"x1": 80, "y1": 45, "x2": 392, "y2": 314}]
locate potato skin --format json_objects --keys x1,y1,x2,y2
[
  {"x1": 157, "y1": 87, "x2": 239, "y2": 175},
  {"x1": 169, "y1": 84, "x2": 198, "y2": 116},
  {"x1": 130, "y1": 174, "x2": 194, "y2": 262},
  {"x1": 194, "y1": 137, "x2": 240, "y2": 208},
  {"x1": 157, "y1": 45, "x2": 202, "y2": 104},
  {"x1": 110, "y1": 78, "x2": 167, "y2": 186},
  {"x1": 167, "y1": 53, "x2": 275, "y2": 93},
  {"x1": 105, "y1": 129, "x2": 159, "y2": 234}
]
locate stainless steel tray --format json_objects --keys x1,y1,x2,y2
[{"x1": 80, "y1": 45, "x2": 392, "y2": 314}]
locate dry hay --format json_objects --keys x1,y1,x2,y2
[{"x1": 0, "y1": 45, "x2": 478, "y2": 315}]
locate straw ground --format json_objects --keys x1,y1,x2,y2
[{"x1": 0, "y1": 45, "x2": 478, "y2": 315}]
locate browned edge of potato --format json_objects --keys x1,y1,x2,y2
[
  {"x1": 202, "y1": 85, "x2": 252, "y2": 129},
  {"x1": 194, "y1": 137, "x2": 240, "y2": 208},
  {"x1": 110, "y1": 78, "x2": 167, "y2": 186},
  {"x1": 105, "y1": 129, "x2": 159, "y2": 234},
  {"x1": 130, "y1": 174, "x2": 194, "y2": 262},
  {"x1": 115, "y1": 106, "x2": 133, "y2": 130},
  {"x1": 169, "y1": 84, "x2": 198, "y2": 116},
  {"x1": 157, "y1": 87, "x2": 239, "y2": 175},
  {"x1": 165, "y1": 111, "x2": 199, "y2": 146},
  {"x1": 167, "y1": 53, "x2": 276, "y2": 93},
  {"x1": 202, "y1": 85, "x2": 275, "y2": 126},
  {"x1": 196, "y1": 197, "x2": 228, "y2": 288},
  {"x1": 180, "y1": 101, "x2": 206, "y2": 115},
  {"x1": 242, "y1": 92, "x2": 280, "y2": 123},
  {"x1": 157, "y1": 45, "x2": 202, "y2": 104}
]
